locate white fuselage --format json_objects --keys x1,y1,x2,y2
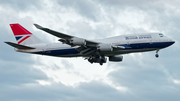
[{"x1": 15, "y1": 33, "x2": 175, "y2": 57}]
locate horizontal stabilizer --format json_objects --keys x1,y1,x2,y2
[{"x1": 5, "y1": 42, "x2": 35, "y2": 49}]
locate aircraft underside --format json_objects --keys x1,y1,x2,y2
[{"x1": 29, "y1": 41, "x2": 174, "y2": 65}]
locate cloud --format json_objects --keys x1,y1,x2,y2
[
  {"x1": 0, "y1": 61, "x2": 47, "y2": 86},
  {"x1": 57, "y1": 0, "x2": 101, "y2": 21},
  {"x1": 0, "y1": 0, "x2": 42, "y2": 11},
  {"x1": 0, "y1": 0, "x2": 180, "y2": 101},
  {"x1": 0, "y1": 80, "x2": 132, "y2": 101},
  {"x1": 107, "y1": 50, "x2": 180, "y2": 100}
]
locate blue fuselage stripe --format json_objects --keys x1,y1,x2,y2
[
  {"x1": 33, "y1": 48, "x2": 79, "y2": 56},
  {"x1": 32, "y1": 42, "x2": 174, "y2": 56},
  {"x1": 119, "y1": 42, "x2": 174, "y2": 50}
]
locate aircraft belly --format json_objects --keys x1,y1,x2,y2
[
  {"x1": 105, "y1": 48, "x2": 157, "y2": 56},
  {"x1": 32, "y1": 48, "x2": 81, "y2": 57},
  {"x1": 103, "y1": 42, "x2": 173, "y2": 56},
  {"x1": 31, "y1": 41, "x2": 173, "y2": 57}
]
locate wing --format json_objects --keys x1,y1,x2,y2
[
  {"x1": 34, "y1": 24, "x2": 73, "y2": 40},
  {"x1": 34, "y1": 24, "x2": 125, "y2": 56},
  {"x1": 34, "y1": 24, "x2": 99, "y2": 47}
]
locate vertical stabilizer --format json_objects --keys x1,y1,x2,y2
[{"x1": 10, "y1": 23, "x2": 44, "y2": 45}]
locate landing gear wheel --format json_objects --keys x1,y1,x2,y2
[
  {"x1": 100, "y1": 62, "x2": 103, "y2": 66},
  {"x1": 155, "y1": 50, "x2": 160, "y2": 58},
  {"x1": 155, "y1": 54, "x2": 159, "y2": 58}
]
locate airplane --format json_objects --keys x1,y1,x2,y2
[{"x1": 5, "y1": 23, "x2": 175, "y2": 65}]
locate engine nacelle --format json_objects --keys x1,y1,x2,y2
[
  {"x1": 109, "y1": 55, "x2": 123, "y2": 62},
  {"x1": 70, "y1": 38, "x2": 86, "y2": 45},
  {"x1": 97, "y1": 44, "x2": 113, "y2": 51}
]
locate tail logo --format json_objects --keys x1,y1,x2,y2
[{"x1": 15, "y1": 35, "x2": 31, "y2": 44}]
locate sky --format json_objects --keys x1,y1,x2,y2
[{"x1": 0, "y1": 0, "x2": 180, "y2": 101}]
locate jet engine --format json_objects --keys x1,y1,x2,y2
[
  {"x1": 97, "y1": 44, "x2": 113, "y2": 52},
  {"x1": 70, "y1": 38, "x2": 86, "y2": 45},
  {"x1": 109, "y1": 55, "x2": 123, "y2": 62}
]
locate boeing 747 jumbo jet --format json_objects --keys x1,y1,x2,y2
[{"x1": 5, "y1": 23, "x2": 175, "y2": 65}]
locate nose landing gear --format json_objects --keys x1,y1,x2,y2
[
  {"x1": 155, "y1": 50, "x2": 159, "y2": 58},
  {"x1": 155, "y1": 54, "x2": 159, "y2": 58}
]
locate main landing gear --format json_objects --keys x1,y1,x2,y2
[
  {"x1": 155, "y1": 50, "x2": 159, "y2": 58},
  {"x1": 86, "y1": 55, "x2": 107, "y2": 65}
]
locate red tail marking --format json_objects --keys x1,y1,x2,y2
[
  {"x1": 10, "y1": 24, "x2": 32, "y2": 36},
  {"x1": 18, "y1": 36, "x2": 30, "y2": 44}
]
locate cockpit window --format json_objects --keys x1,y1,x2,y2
[{"x1": 159, "y1": 33, "x2": 163, "y2": 37}]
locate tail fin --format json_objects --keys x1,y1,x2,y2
[{"x1": 10, "y1": 23, "x2": 44, "y2": 45}]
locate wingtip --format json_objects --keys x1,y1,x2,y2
[
  {"x1": 4, "y1": 42, "x2": 13, "y2": 46},
  {"x1": 34, "y1": 23, "x2": 43, "y2": 29},
  {"x1": 4, "y1": 42, "x2": 9, "y2": 44}
]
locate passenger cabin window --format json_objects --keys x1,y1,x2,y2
[{"x1": 125, "y1": 36, "x2": 138, "y2": 40}]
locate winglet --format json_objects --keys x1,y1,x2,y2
[{"x1": 34, "y1": 24, "x2": 44, "y2": 29}]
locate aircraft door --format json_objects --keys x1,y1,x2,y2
[
  {"x1": 42, "y1": 44, "x2": 48, "y2": 55},
  {"x1": 149, "y1": 38, "x2": 153, "y2": 44},
  {"x1": 45, "y1": 44, "x2": 51, "y2": 54},
  {"x1": 127, "y1": 40, "x2": 131, "y2": 46}
]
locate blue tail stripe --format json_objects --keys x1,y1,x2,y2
[{"x1": 15, "y1": 36, "x2": 23, "y2": 41}]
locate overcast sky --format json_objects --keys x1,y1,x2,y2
[{"x1": 0, "y1": 0, "x2": 180, "y2": 101}]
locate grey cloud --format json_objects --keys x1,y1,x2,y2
[
  {"x1": 0, "y1": 30, "x2": 47, "y2": 86},
  {"x1": 0, "y1": 80, "x2": 132, "y2": 101},
  {"x1": 0, "y1": 4, "x2": 48, "y2": 99},
  {"x1": 97, "y1": 0, "x2": 165, "y2": 12},
  {"x1": 108, "y1": 65, "x2": 168, "y2": 86},
  {"x1": 66, "y1": 20, "x2": 99, "y2": 39},
  {"x1": 0, "y1": 0, "x2": 42, "y2": 11},
  {"x1": 57, "y1": 0, "x2": 101, "y2": 21},
  {"x1": 107, "y1": 48, "x2": 180, "y2": 101},
  {"x1": 96, "y1": 0, "x2": 180, "y2": 38},
  {"x1": 0, "y1": 0, "x2": 180, "y2": 101},
  {"x1": 107, "y1": 66, "x2": 180, "y2": 101},
  {"x1": 66, "y1": 20, "x2": 122, "y2": 39},
  {"x1": 0, "y1": 62, "x2": 47, "y2": 86},
  {"x1": 61, "y1": 59, "x2": 75, "y2": 70}
]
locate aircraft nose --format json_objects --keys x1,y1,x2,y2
[{"x1": 170, "y1": 41, "x2": 175, "y2": 46}]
